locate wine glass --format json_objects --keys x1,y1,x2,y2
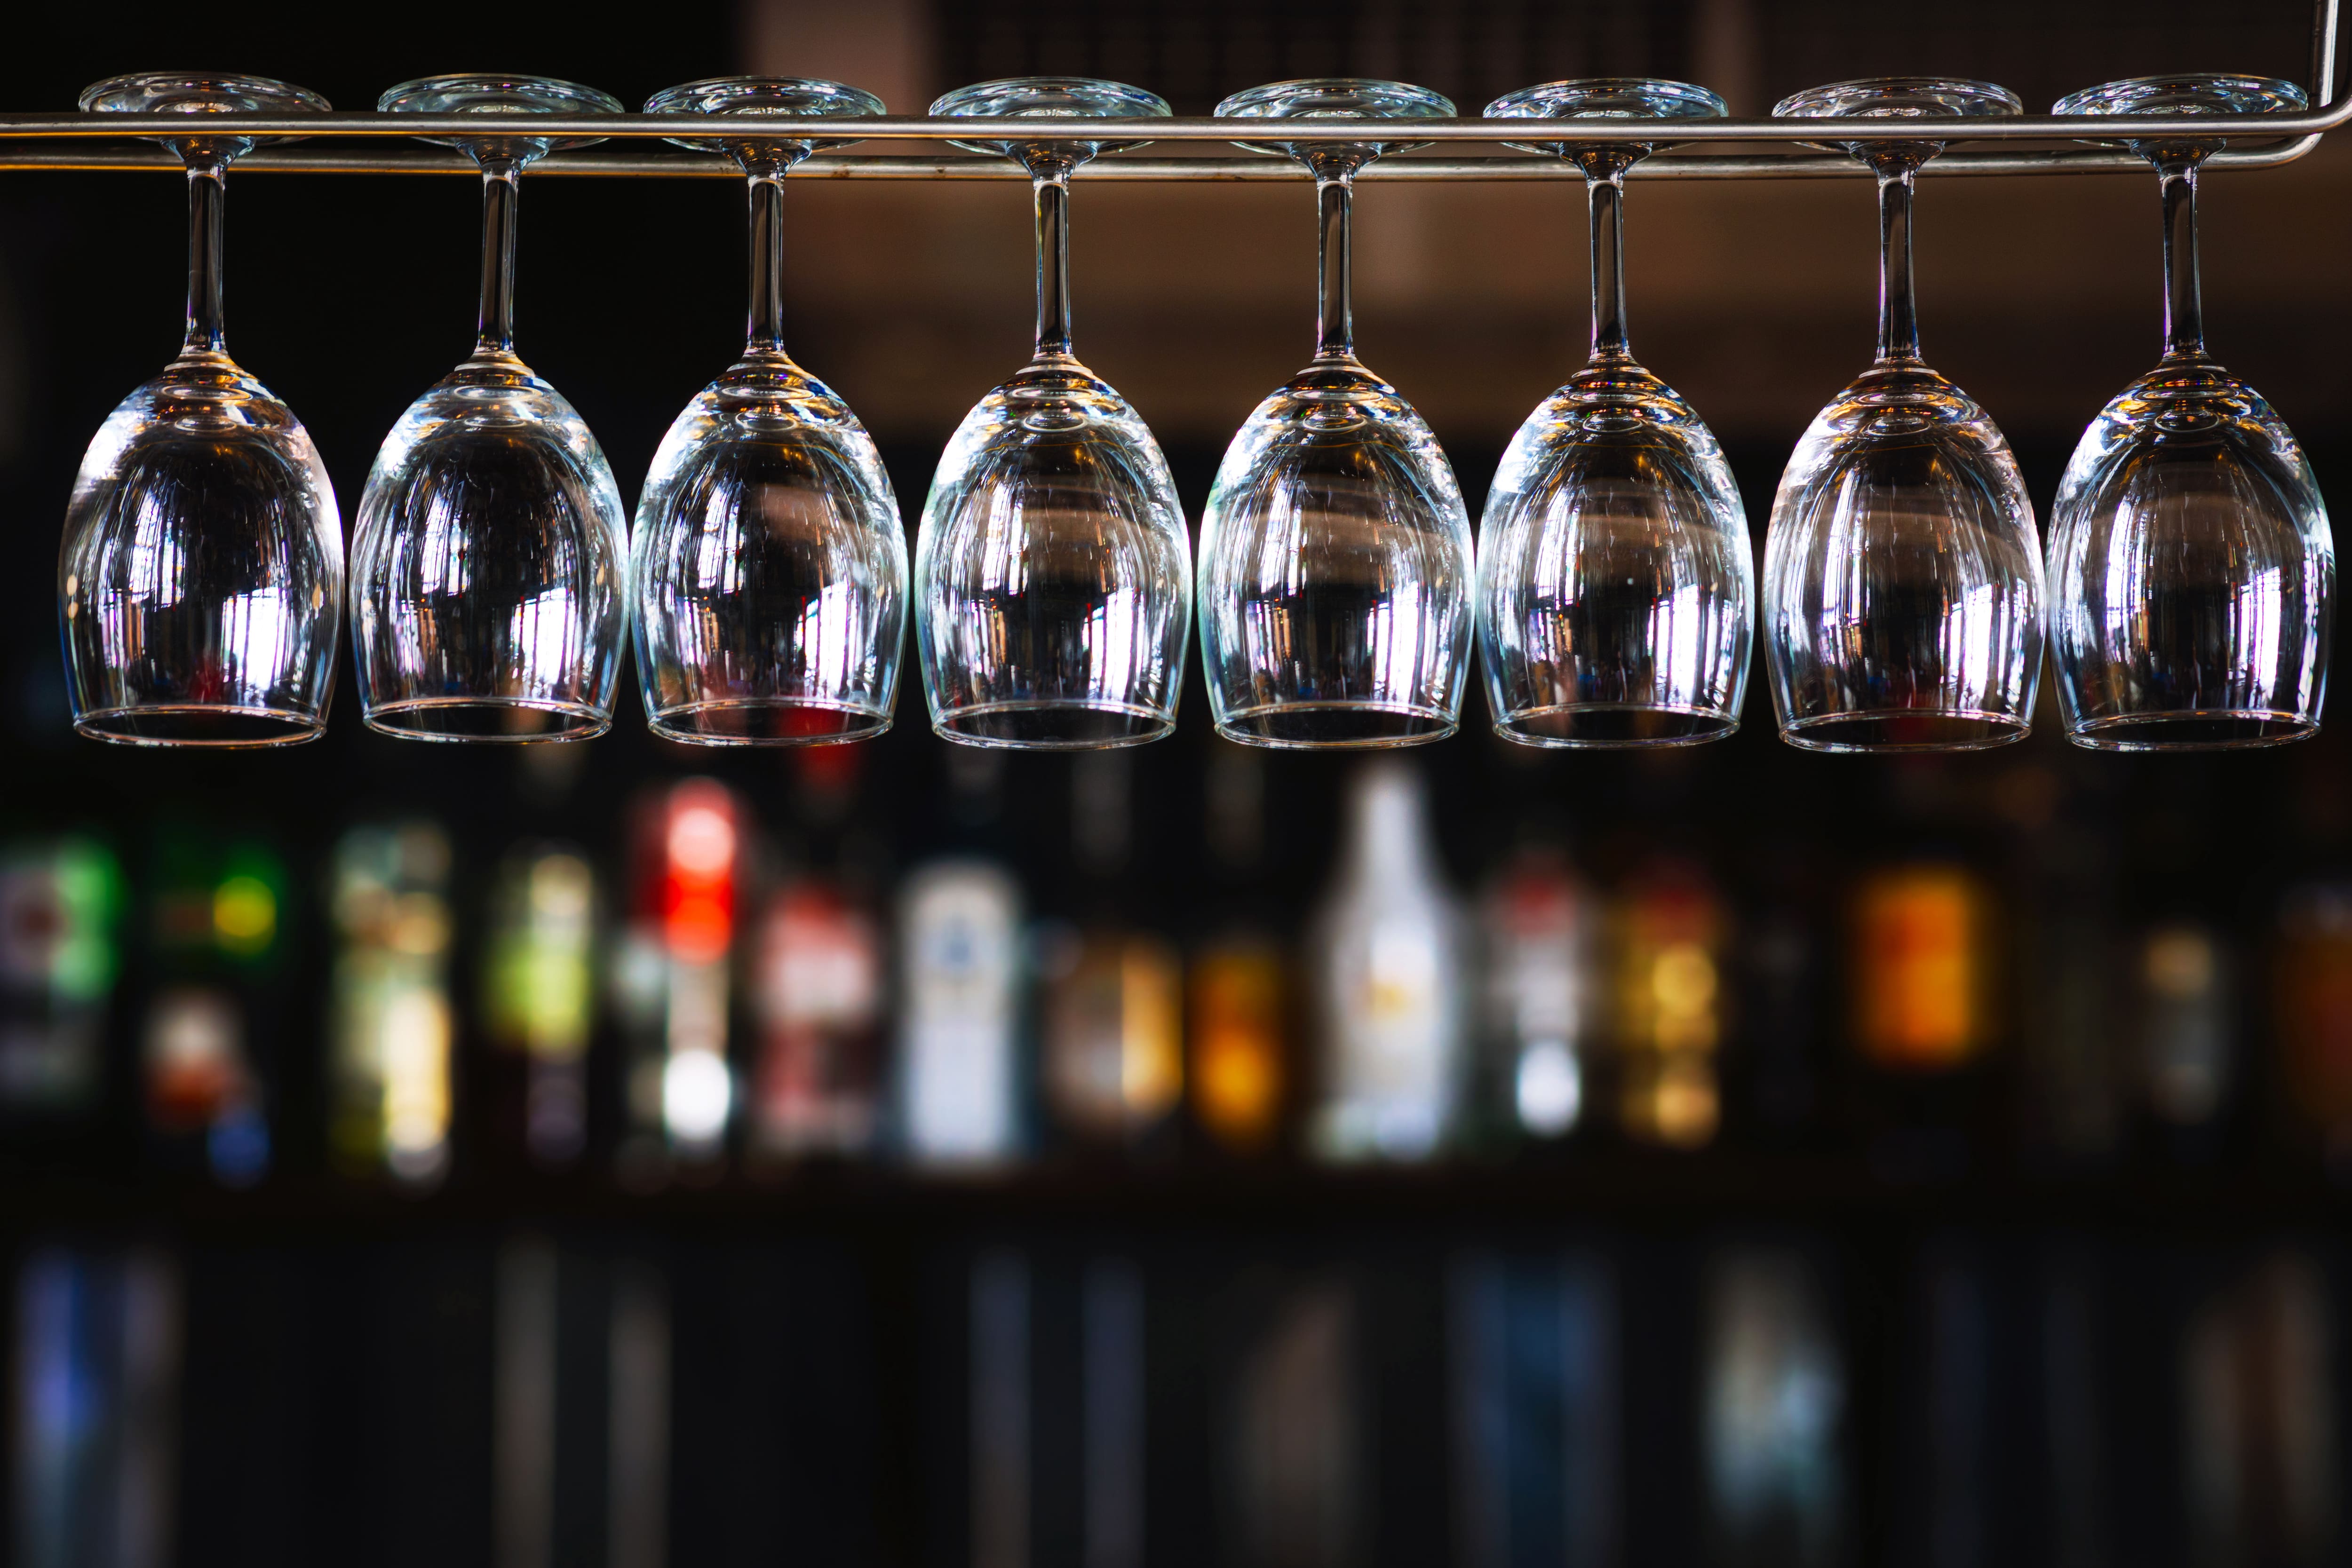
[
  {"x1": 633, "y1": 76, "x2": 906, "y2": 745},
  {"x1": 1478, "y1": 78, "x2": 1751, "y2": 747},
  {"x1": 915, "y1": 78, "x2": 1189, "y2": 749},
  {"x1": 61, "y1": 73, "x2": 340, "y2": 745},
  {"x1": 1200, "y1": 79, "x2": 1473, "y2": 748},
  {"x1": 2047, "y1": 74, "x2": 2332, "y2": 748},
  {"x1": 1764, "y1": 79, "x2": 2044, "y2": 752},
  {"x1": 351, "y1": 75, "x2": 628, "y2": 742}
]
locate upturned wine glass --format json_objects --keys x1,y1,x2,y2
[
  {"x1": 2047, "y1": 74, "x2": 2332, "y2": 748},
  {"x1": 61, "y1": 73, "x2": 341, "y2": 745},
  {"x1": 1765, "y1": 79, "x2": 2044, "y2": 751},
  {"x1": 634, "y1": 76, "x2": 906, "y2": 745},
  {"x1": 351, "y1": 75, "x2": 628, "y2": 742},
  {"x1": 1200, "y1": 79, "x2": 1473, "y2": 747},
  {"x1": 1478, "y1": 78, "x2": 1751, "y2": 747},
  {"x1": 915, "y1": 78, "x2": 1189, "y2": 749}
]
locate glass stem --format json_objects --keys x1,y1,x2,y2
[
  {"x1": 747, "y1": 169, "x2": 788, "y2": 356},
  {"x1": 182, "y1": 154, "x2": 227, "y2": 357},
  {"x1": 2159, "y1": 159, "x2": 2206, "y2": 361},
  {"x1": 476, "y1": 159, "x2": 521, "y2": 357},
  {"x1": 1587, "y1": 166, "x2": 1630, "y2": 363},
  {"x1": 1315, "y1": 172, "x2": 1354, "y2": 360},
  {"x1": 1875, "y1": 166, "x2": 1921, "y2": 365},
  {"x1": 1033, "y1": 168, "x2": 1073, "y2": 359}
]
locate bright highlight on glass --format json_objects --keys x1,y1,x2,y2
[
  {"x1": 61, "y1": 73, "x2": 342, "y2": 746},
  {"x1": 2046, "y1": 73, "x2": 2332, "y2": 749},
  {"x1": 1478, "y1": 78, "x2": 1751, "y2": 747},
  {"x1": 914, "y1": 78, "x2": 1191, "y2": 749},
  {"x1": 634, "y1": 76, "x2": 908, "y2": 745},
  {"x1": 351, "y1": 75, "x2": 629, "y2": 742},
  {"x1": 1764, "y1": 78, "x2": 2045, "y2": 752},
  {"x1": 1200, "y1": 79, "x2": 1474, "y2": 748}
]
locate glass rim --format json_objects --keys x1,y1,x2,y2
[
  {"x1": 930, "y1": 697, "x2": 1176, "y2": 751},
  {"x1": 361, "y1": 695, "x2": 612, "y2": 744},
  {"x1": 1493, "y1": 701, "x2": 1741, "y2": 749},
  {"x1": 1778, "y1": 707, "x2": 2032, "y2": 753},
  {"x1": 2064, "y1": 708, "x2": 2320, "y2": 751},
  {"x1": 1213, "y1": 698, "x2": 1460, "y2": 751},
  {"x1": 646, "y1": 697, "x2": 894, "y2": 748},
  {"x1": 72, "y1": 703, "x2": 328, "y2": 748}
]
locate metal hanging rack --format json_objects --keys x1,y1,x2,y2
[{"x1": 0, "y1": 0, "x2": 2338, "y2": 183}]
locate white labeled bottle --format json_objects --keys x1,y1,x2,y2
[
  {"x1": 898, "y1": 860, "x2": 1025, "y2": 1167},
  {"x1": 1307, "y1": 761, "x2": 1465, "y2": 1162}
]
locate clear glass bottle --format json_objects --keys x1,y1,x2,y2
[{"x1": 1306, "y1": 761, "x2": 1465, "y2": 1161}]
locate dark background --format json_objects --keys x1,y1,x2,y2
[{"x1": 4, "y1": 3, "x2": 2352, "y2": 1567}]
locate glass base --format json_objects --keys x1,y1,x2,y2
[
  {"x1": 649, "y1": 699, "x2": 890, "y2": 747},
  {"x1": 1780, "y1": 708, "x2": 2029, "y2": 753},
  {"x1": 1496, "y1": 703, "x2": 1739, "y2": 750},
  {"x1": 1215, "y1": 701, "x2": 1456, "y2": 750},
  {"x1": 74, "y1": 704, "x2": 325, "y2": 748},
  {"x1": 933, "y1": 700, "x2": 1173, "y2": 751},
  {"x1": 2066, "y1": 710, "x2": 2318, "y2": 752},
  {"x1": 364, "y1": 697, "x2": 610, "y2": 744}
]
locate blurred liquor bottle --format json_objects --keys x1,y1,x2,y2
[
  {"x1": 327, "y1": 823, "x2": 455, "y2": 1188},
  {"x1": 749, "y1": 873, "x2": 887, "y2": 1161},
  {"x1": 2181, "y1": 1252, "x2": 2338, "y2": 1567},
  {"x1": 2014, "y1": 832, "x2": 2122, "y2": 1167},
  {"x1": 1703, "y1": 1248, "x2": 1847, "y2": 1568},
  {"x1": 898, "y1": 858, "x2": 1026, "y2": 1167},
  {"x1": 614, "y1": 780, "x2": 745, "y2": 1186},
  {"x1": 11, "y1": 1247, "x2": 180, "y2": 1568},
  {"x1": 1849, "y1": 861, "x2": 1993, "y2": 1177},
  {"x1": 481, "y1": 844, "x2": 597, "y2": 1172},
  {"x1": 0, "y1": 834, "x2": 123, "y2": 1134},
  {"x1": 1307, "y1": 760, "x2": 1466, "y2": 1163},
  {"x1": 1188, "y1": 748, "x2": 1290, "y2": 1158},
  {"x1": 1612, "y1": 859, "x2": 1727, "y2": 1151},
  {"x1": 1451, "y1": 1252, "x2": 1619, "y2": 1568},
  {"x1": 141, "y1": 832, "x2": 286, "y2": 1184},
  {"x1": 1040, "y1": 753, "x2": 1183, "y2": 1156},
  {"x1": 2133, "y1": 921, "x2": 2235, "y2": 1159},
  {"x1": 1732, "y1": 847, "x2": 1828, "y2": 1146},
  {"x1": 1476, "y1": 842, "x2": 1597, "y2": 1149},
  {"x1": 2272, "y1": 883, "x2": 2352, "y2": 1169}
]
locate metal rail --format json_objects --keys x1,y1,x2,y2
[{"x1": 0, "y1": 0, "x2": 2336, "y2": 183}]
